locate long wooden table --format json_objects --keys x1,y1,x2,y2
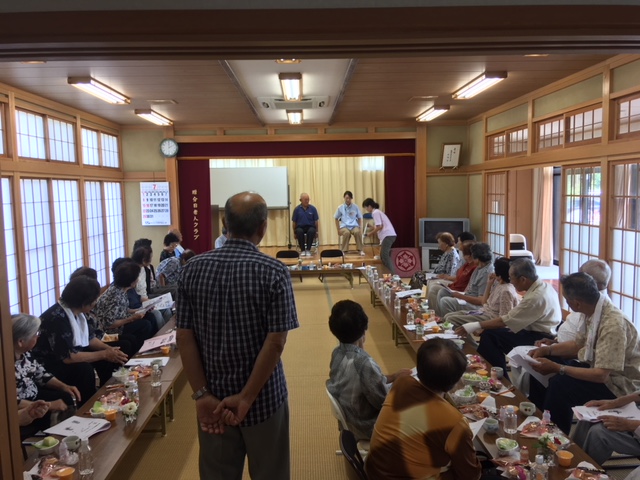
[
  {"x1": 364, "y1": 270, "x2": 604, "y2": 479},
  {"x1": 25, "y1": 319, "x2": 183, "y2": 480}
]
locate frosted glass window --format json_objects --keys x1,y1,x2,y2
[
  {"x1": 52, "y1": 180, "x2": 83, "y2": 290},
  {"x1": 2, "y1": 178, "x2": 21, "y2": 313},
  {"x1": 21, "y1": 179, "x2": 55, "y2": 315},
  {"x1": 48, "y1": 118, "x2": 76, "y2": 162},
  {"x1": 16, "y1": 110, "x2": 46, "y2": 159},
  {"x1": 82, "y1": 128, "x2": 100, "y2": 166},
  {"x1": 85, "y1": 181, "x2": 107, "y2": 286},
  {"x1": 104, "y1": 182, "x2": 125, "y2": 275},
  {"x1": 101, "y1": 133, "x2": 120, "y2": 168}
]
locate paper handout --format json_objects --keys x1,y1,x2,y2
[
  {"x1": 45, "y1": 416, "x2": 110, "y2": 438},
  {"x1": 573, "y1": 401, "x2": 640, "y2": 422},
  {"x1": 507, "y1": 345, "x2": 551, "y2": 387},
  {"x1": 395, "y1": 289, "x2": 423, "y2": 299},
  {"x1": 138, "y1": 293, "x2": 174, "y2": 313},
  {"x1": 138, "y1": 331, "x2": 176, "y2": 353}
]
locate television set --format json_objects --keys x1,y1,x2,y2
[{"x1": 419, "y1": 218, "x2": 471, "y2": 248}]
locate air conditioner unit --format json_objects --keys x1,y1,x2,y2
[{"x1": 257, "y1": 96, "x2": 329, "y2": 110}]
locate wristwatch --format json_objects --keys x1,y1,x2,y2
[
  {"x1": 191, "y1": 386, "x2": 210, "y2": 400},
  {"x1": 559, "y1": 365, "x2": 566, "y2": 375}
]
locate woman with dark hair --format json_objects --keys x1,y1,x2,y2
[
  {"x1": 33, "y1": 276, "x2": 130, "y2": 405},
  {"x1": 326, "y1": 300, "x2": 410, "y2": 441},
  {"x1": 432, "y1": 232, "x2": 459, "y2": 276},
  {"x1": 94, "y1": 260, "x2": 157, "y2": 353},
  {"x1": 159, "y1": 232, "x2": 181, "y2": 262},
  {"x1": 444, "y1": 256, "x2": 520, "y2": 331},
  {"x1": 362, "y1": 198, "x2": 397, "y2": 273}
]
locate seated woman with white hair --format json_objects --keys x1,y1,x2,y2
[{"x1": 13, "y1": 313, "x2": 80, "y2": 436}]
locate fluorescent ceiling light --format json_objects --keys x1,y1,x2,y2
[
  {"x1": 286, "y1": 110, "x2": 303, "y2": 125},
  {"x1": 68, "y1": 77, "x2": 130, "y2": 104},
  {"x1": 279, "y1": 73, "x2": 302, "y2": 101},
  {"x1": 275, "y1": 59, "x2": 301, "y2": 64},
  {"x1": 416, "y1": 105, "x2": 450, "y2": 122},
  {"x1": 452, "y1": 71, "x2": 507, "y2": 100},
  {"x1": 134, "y1": 109, "x2": 173, "y2": 126}
]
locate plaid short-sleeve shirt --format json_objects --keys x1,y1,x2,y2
[{"x1": 176, "y1": 238, "x2": 299, "y2": 426}]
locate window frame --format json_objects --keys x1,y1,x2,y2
[{"x1": 615, "y1": 92, "x2": 640, "y2": 140}]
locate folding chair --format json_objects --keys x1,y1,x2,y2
[
  {"x1": 340, "y1": 429, "x2": 369, "y2": 480},
  {"x1": 276, "y1": 250, "x2": 302, "y2": 282}
]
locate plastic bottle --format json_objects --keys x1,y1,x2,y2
[
  {"x1": 542, "y1": 409, "x2": 551, "y2": 425},
  {"x1": 151, "y1": 364, "x2": 162, "y2": 387},
  {"x1": 531, "y1": 455, "x2": 548, "y2": 480},
  {"x1": 78, "y1": 438, "x2": 94, "y2": 476},
  {"x1": 415, "y1": 320, "x2": 424, "y2": 337},
  {"x1": 394, "y1": 296, "x2": 401, "y2": 311},
  {"x1": 504, "y1": 405, "x2": 518, "y2": 435},
  {"x1": 519, "y1": 445, "x2": 529, "y2": 463},
  {"x1": 406, "y1": 309, "x2": 415, "y2": 326},
  {"x1": 58, "y1": 438, "x2": 69, "y2": 464}
]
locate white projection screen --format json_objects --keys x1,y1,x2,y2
[{"x1": 209, "y1": 167, "x2": 289, "y2": 209}]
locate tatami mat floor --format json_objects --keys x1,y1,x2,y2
[{"x1": 110, "y1": 275, "x2": 415, "y2": 480}]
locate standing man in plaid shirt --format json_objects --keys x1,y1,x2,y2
[{"x1": 177, "y1": 191, "x2": 299, "y2": 480}]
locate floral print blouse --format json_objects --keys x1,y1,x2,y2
[
  {"x1": 94, "y1": 285, "x2": 130, "y2": 335},
  {"x1": 15, "y1": 351, "x2": 53, "y2": 401},
  {"x1": 432, "y1": 249, "x2": 460, "y2": 275}
]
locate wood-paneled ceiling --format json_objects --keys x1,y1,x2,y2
[{"x1": 0, "y1": 5, "x2": 637, "y2": 127}]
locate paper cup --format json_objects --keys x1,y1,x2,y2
[{"x1": 556, "y1": 450, "x2": 573, "y2": 467}]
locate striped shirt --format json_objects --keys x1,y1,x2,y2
[{"x1": 176, "y1": 238, "x2": 299, "y2": 426}]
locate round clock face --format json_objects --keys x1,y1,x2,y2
[{"x1": 160, "y1": 138, "x2": 179, "y2": 157}]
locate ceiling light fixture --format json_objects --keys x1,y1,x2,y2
[
  {"x1": 286, "y1": 110, "x2": 303, "y2": 125},
  {"x1": 416, "y1": 105, "x2": 450, "y2": 122},
  {"x1": 67, "y1": 77, "x2": 130, "y2": 104},
  {"x1": 134, "y1": 109, "x2": 173, "y2": 126},
  {"x1": 275, "y1": 59, "x2": 301, "y2": 64},
  {"x1": 279, "y1": 73, "x2": 302, "y2": 101},
  {"x1": 452, "y1": 71, "x2": 508, "y2": 100}
]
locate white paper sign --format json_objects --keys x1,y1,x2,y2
[{"x1": 141, "y1": 182, "x2": 171, "y2": 226}]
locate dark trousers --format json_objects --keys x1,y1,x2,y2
[
  {"x1": 45, "y1": 361, "x2": 97, "y2": 408},
  {"x1": 295, "y1": 225, "x2": 316, "y2": 251},
  {"x1": 122, "y1": 316, "x2": 155, "y2": 353},
  {"x1": 477, "y1": 328, "x2": 553, "y2": 379},
  {"x1": 530, "y1": 365, "x2": 616, "y2": 434}
]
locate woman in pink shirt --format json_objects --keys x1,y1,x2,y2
[{"x1": 362, "y1": 198, "x2": 397, "y2": 274}]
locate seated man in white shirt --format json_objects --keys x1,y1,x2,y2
[
  {"x1": 455, "y1": 258, "x2": 561, "y2": 380},
  {"x1": 334, "y1": 191, "x2": 365, "y2": 255}
]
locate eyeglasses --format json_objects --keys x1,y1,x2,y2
[{"x1": 34, "y1": 330, "x2": 41, "y2": 337}]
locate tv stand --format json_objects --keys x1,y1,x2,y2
[{"x1": 421, "y1": 247, "x2": 443, "y2": 271}]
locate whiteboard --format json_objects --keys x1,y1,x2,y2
[{"x1": 209, "y1": 167, "x2": 289, "y2": 208}]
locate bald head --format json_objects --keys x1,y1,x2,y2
[
  {"x1": 225, "y1": 192, "x2": 268, "y2": 242},
  {"x1": 579, "y1": 259, "x2": 611, "y2": 291},
  {"x1": 299, "y1": 193, "x2": 310, "y2": 207}
]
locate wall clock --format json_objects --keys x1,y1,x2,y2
[{"x1": 160, "y1": 138, "x2": 179, "y2": 158}]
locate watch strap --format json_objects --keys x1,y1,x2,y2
[
  {"x1": 559, "y1": 365, "x2": 566, "y2": 376},
  {"x1": 191, "y1": 386, "x2": 209, "y2": 400}
]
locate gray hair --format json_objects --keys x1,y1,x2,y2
[
  {"x1": 509, "y1": 258, "x2": 538, "y2": 281},
  {"x1": 579, "y1": 259, "x2": 611, "y2": 291},
  {"x1": 561, "y1": 272, "x2": 600, "y2": 304},
  {"x1": 12, "y1": 313, "x2": 40, "y2": 344}
]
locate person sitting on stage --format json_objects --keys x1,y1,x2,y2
[
  {"x1": 431, "y1": 242, "x2": 494, "y2": 318},
  {"x1": 444, "y1": 257, "x2": 520, "y2": 333},
  {"x1": 334, "y1": 190, "x2": 365, "y2": 255},
  {"x1": 528, "y1": 272, "x2": 640, "y2": 434},
  {"x1": 365, "y1": 338, "x2": 482, "y2": 480},
  {"x1": 432, "y1": 232, "x2": 459, "y2": 276},
  {"x1": 326, "y1": 300, "x2": 410, "y2": 441},
  {"x1": 454, "y1": 258, "x2": 561, "y2": 381},
  {"x1": 292, "y1": 192, "x2": 319, "y2": 256}
]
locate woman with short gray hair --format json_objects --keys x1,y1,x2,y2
[{"x1": 13, "y1": 313, "x2": 80, "y2": 437}]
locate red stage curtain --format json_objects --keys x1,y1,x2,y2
[{"x1": 384, "y1": 155, "x2": 415, "y2": 247}]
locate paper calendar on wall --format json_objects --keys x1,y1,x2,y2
[{"x1": 141, "y1": 182, "x2": 171, "y2": 226}]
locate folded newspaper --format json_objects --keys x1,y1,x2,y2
[{"x1": 572, "y1": 401, "x2": 640, "y2": 422}]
